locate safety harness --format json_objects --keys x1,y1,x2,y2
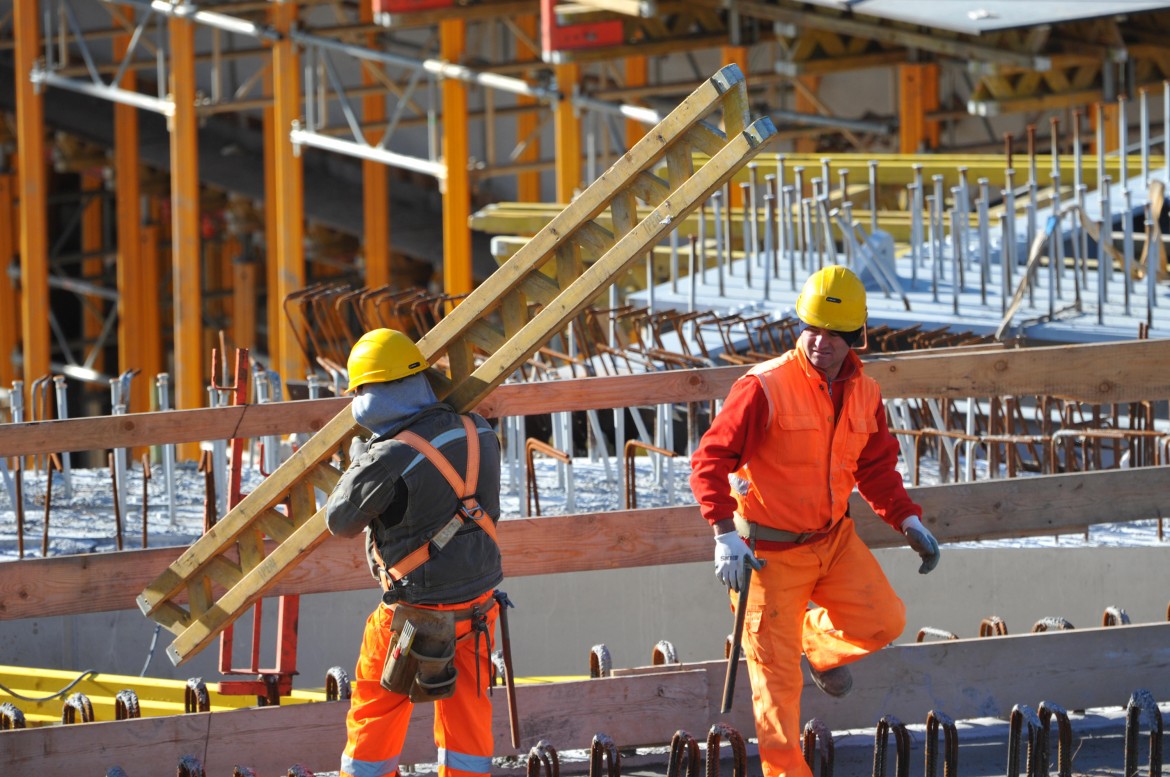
[{"x1": 371, "y1": 415, "x2": 500, "y2": 591}]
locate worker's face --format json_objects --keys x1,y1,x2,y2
[{"x1": 799, "y1": 326, "x2": 851, "y2": 380}]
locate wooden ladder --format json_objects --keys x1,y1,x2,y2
[{"x1": 137, "y1": 64, "x2": 777, "y2": 666}]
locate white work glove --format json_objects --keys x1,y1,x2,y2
[
  {"x1": 714, "y1": 531, "x2": 763, "y2": 592},
  {"x1": 901, "y1": 516, "x2": 941, "y2": 575}
]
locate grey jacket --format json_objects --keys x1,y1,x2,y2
[{"x1": 326, "y1": 403, "x2": 503, "y2": 605}]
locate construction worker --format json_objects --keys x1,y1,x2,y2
[
  {"x1": 326, "y1": 328, "x2": 504, "y2": 777},
  {"x1": 689, "y1": 265, "x2": 941, "y2": 777}
]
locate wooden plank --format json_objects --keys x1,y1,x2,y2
[
  {"x1": 165, "y1": 510, "x2": 336, "y2": 665},
  {"x1": 136, "y1": 406, "x2": 358, "y2": 617},
  {"x1": 3, "y1": 466, "x2": 1165, "y2": 621},
  {"x1": 0, "y1": 397, "x2": 350, "y2": 458},
  {"x1": 418, "y1": 64, "x2": 748, "y2": 364},
  {"x1": 446, "y1": 116, "x2": 777, "y2": 411},
  {"x1": 10, "y1": 339, "x2": 1153, "y2": 462},
  {"x1": 9, "y1": 624, "x2": 1170, "y2": 776}
]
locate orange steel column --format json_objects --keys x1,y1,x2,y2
[
  {"x1": 271, "y1": 1, "x2": 306, "y2": 382},
  {"x1": 139, "y1": 224, "x2": 163, "y2": 395},
  {"x1": 361, "y1": 2, "x2": 391, "y2": 289},
  {"x1": 515, "y1": 14, "x2": 542, "y2": 203},
  {"x1": 0, "y1": 174, "x2": 17, "y2": 389},
  {"x1": 722, "y1": 46, "x2": 748, "y2": 208},
  {"x1": 554, "y1": 63, "x2": 581, "y2": 204},
  {"x1": 232, "y1": 239, "x2": 258, "y2": 351},
  {"x1": 169, "y1": 14, "x2": 203, "y2": 454},
  {"x1": 264, "y1": 96, "x2": 278, "y2": 360},
  {"x1": 441, "y1": 19, "x2": 473, "y2": 296},
  {"x1": 81, "y1": 174, "x2": 106, "y2": 374},
  {"x1": 625, "y1": 56, "x2": 648, "y2": 148},
  {"x1": 898, "y1": 62, "x2": 940, "y2": 154},
  {"x1": 794, "y1": 75, "x2": 821, "y2": 154},
  {"x1": 14, "y1": 0, "x2": 50, "y2": 385},
  {"x1": 114, "y1": 46, "x2": 146, "y2": 412}
]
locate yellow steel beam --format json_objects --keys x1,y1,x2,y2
[
  {"x1": 554, "y1": 62, "x2": 581, "y2": 203},
  {"x1": 169, "y1": 14, "x2": 203, "y2": 459},
  {"x1": 441, "y1": 18, "x2": 473, "y2": 296},
  {"x1": 14, "y1": 0, "x2": 50, "y2": 385},
  {"x1": 361, "y1": 0, "x2": 391, "y2": 290},
  {"x1": 271, "y1": 1, "x2": 307, "y2": 384},
  {"x1": 515, "y1": 14, "x2": 543, "y2": 203},
  {"x1": 0, "y1": 174, "x2": 17, "y2": 389}
]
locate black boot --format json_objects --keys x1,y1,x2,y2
[{"x1": 808, "y1": 663, "x2": 853, "y2": 698}]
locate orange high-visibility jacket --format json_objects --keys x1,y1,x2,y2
[{"x1": 691, "y1": 347, "x2": 919, "y2": 539}]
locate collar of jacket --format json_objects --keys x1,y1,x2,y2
[{"x1": 370, "y1": 402, "x2": 458, "y2": 444}]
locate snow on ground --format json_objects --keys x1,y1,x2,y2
[{"x1": 0, "y1": 442, "x2": 1165, "y2": 562}]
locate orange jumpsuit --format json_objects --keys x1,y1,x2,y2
[
  {"x1": 690, "y1": 347, "x2": 919, "y2": 777},
  {"x1": 341, "y1": 590, "x2": 499, "y2": 777},
  {"x1": 327, "y1": 406, "x2": 504, "y2": 777}
]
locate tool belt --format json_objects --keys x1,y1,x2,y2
[
  {"x1": 381, "y1": 597, "x2": 498, "y2": 703},
  {"x1": 733, "y1": 514, "x2": 832, "y2": 545}
]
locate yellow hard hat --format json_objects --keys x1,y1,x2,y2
[
  {"x1": 345, "y1": 329, "x2": 428, "y2": 393},
  {"x1": 795, "y1": 265, "x2": 868, "y2": 332}
]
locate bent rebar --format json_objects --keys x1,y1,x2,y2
[
  {"x1": 590, "y1": 644, "x2": 613, "y2": 678},
  {"x1": 114, "y1": 689, "x2": 140, "y2": 720},
  {"x1": 185, "y1": 677, "x2": 210, "y2": 713},
  {"x1": 872, "y1": 714, "x2": 909, "y2": 777},
  {"x1": 802, "y1": 718, "x2": 835, "y2": 777},
  {"x1": 1124, "y1": 688, "x2": 1163, "y2": 777},
  {"x1": 667, "y1": 729, "x2": 701, "y2": 777},
  {"x1": 326, "y1": 666, "x2": 351, "y2": 701},
  {"x1": 706, "y1": 722, "x2": 747, "y2": 777},
  {"x1": 925, "y1": 710, "x2": 958, "y2": 777},
  {"x1": 1037, "y1": 700, "x2": 1073, "y2": 777},
  {"x1": 61, "y1": 691, "x2": 94, "y2": 724},
  {"x1": 526, "y1": 739, "x2": 560, "y2": 777},
  {"x1": 1007, "y1": 703, "x2": 1044, "y2": 777},
  {"x1": 590, "y1": 733, "x2": 621, "y2": 777},
  {"x1": 0, "y1": 701, "x2": 26, "y2": 729},
  {"x1": 652, "y1": 640, "x2": 679, "y2": 666}
]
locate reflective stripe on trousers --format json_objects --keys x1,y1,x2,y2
[
  {"x1": 340, "y1": 590, "x2": 498, "y2": 777},
  {"x1": 737, "y1": 519, "x2": 906, "y2": 777}
]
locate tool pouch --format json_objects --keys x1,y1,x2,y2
[{"x1": 381, "y1": 603, "x2": 458, "y2": 703}]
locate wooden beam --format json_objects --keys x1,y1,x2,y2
[
  {"x1": 1, "y1": 339, "x2": 1167, "y2": 457},
  {"x1": 7, "y1": 623, "x2": 1170, "y2": 776},
  {"x1": 2, "y1": 465, "x2": 1165, "y2": 621}
]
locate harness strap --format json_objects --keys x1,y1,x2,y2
[{"x1": 374, "y1": 416, "x2": 499, "y2": 590}]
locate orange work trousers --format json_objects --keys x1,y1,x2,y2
[
  {"x1": 341, "y1": 589, "x2": 499, "y2": 777},
  {"x1": 737, "y1": 519, "x2": 906, "y2": 777}
]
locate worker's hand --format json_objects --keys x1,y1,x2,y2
[
  {"x1": 714, "y1": 531, "x2": 762, "y2": 592},
  {"x1": 901, "y1": 516, "x2": 941, "y2": 574},
  {"x1": 348, "y1": 434, "x2": 370, "y2": 464}
]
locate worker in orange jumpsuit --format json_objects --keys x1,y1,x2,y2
[
  {"x1": 326, "y1": 329, "x2": 505, "y2": 777},
  {"x1": 689, "y1": 266, "x2": 941, "y2": 777}
]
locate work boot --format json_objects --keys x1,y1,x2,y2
[{"x1": 808, "y1": 663, "x2": 853, "y2": 698}]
